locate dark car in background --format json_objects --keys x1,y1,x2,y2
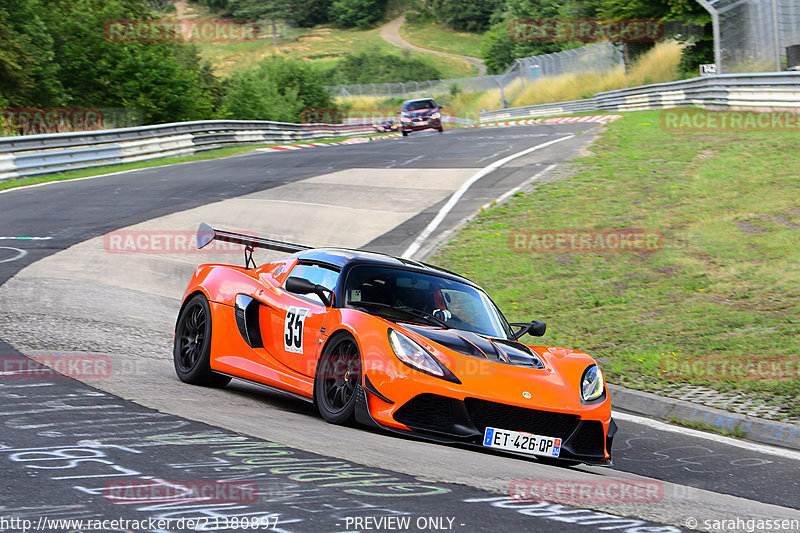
[{"x1": 399, "y1": 98, "x2": 444, "y2": 136}]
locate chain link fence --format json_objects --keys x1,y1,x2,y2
[
  {"x1": 510, "y1": 42, "x2": 624, "y2": 78},
  {"x1": 714, "y1": 0, "x2": 800, "y2": 72},
  {"x1": 324, "y1": 42, "x2": 623, "y2": 100}
]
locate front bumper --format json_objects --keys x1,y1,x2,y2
[
  {"x1": 356, "y1": 381, "x2": 615, "y2": 465},
  {"x1": 401, "y1": 118, "x2": 442, "y2": 131}
]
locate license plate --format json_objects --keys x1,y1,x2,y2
[{"x1": 483, "y1": 427, "x2": 561, "y2": 457}]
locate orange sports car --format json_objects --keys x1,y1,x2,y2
[{"x1": 174, "y1": 223, "x2": 616, "y2": 465}]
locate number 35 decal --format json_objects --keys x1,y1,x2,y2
[{"x1": 284, "y1": 307, "x2": 309, "y2": 354}]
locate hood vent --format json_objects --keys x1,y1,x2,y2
[{"x1": 405, "y1": 325, "x2": 544, "y2": 368}]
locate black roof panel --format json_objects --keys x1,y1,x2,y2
[{"x1": 295, "y1": 248, "x2": 475, "y2": 286}]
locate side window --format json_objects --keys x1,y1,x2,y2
[{"x1": 284, "y1": 263, "x2": 340, "y2": 304}]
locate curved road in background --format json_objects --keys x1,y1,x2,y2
[
  {"x1": 1, "y1": 126, "x2": 799, "y2": 532},
  {"x1": 380, "y1": 15, "x2": 488, "y2": 77}
]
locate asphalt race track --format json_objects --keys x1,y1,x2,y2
[{"x1": 1, "y1": 125, "x2": 799, "y2": 533}]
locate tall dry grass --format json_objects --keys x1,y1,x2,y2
[{"x1": 509, "y1": 40, "x2": 683, "y2": 108}]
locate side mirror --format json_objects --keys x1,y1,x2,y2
[
  {"x1": 285, "y1": 276, "x2": 332, "y2": 307},
  {"x1": 509, "y1": 320, "x2": 546, "y2": 340}
]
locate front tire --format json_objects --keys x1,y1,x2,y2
[
  {"x1": 315, "y1": 333, "x2": 362, "y2": 425},
  {"x1": 402, "y1": 130, "x2": 409, "y2": 137},
  {"x1": 173, "y1": 293, "x2": 231, "y2": 387}
]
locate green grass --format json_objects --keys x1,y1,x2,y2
[
  {"x1": 431, "y1": 109, "x2": 800, "y2": 413},
  {"x1": 399, "y1": 18, "x2": 484, "y2": 59},
  {"x1": 189, "y1": 7, "x2": 477, "y2": 80},
  {"x1": 0, "y1": 134, "x2": 394, "y2": 191},
  {"x1": 199, "y1": 25, "x2": 477, "y2": 79},
  {"x1": 669, "y1": 416, "x2": 747, "y2": 438}
]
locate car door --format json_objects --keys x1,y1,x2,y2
[{"x1": 269, "y1": 262, "x2": 340, "y2": 377}]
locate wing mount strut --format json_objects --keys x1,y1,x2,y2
[{"x1": 196, "y1": 222, "x2": 312, "y2": 268}]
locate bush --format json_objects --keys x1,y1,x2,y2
[
  {"x1": 224, "y1": 57, "x2": 331, "y2": 122},
  {"x1": 325, "y1": 51, "x2": 441, "y2": 84}
]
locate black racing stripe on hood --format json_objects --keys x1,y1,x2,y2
[
  {"x1": 404, "y1": 325, "x2": 544, "y2": 368},
  {"x1": 404, "y1": 325, "x2": 486, "y2": 359}
]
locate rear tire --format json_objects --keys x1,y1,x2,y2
[
  {"x1": 437, "y1": 127, "x2": 444, "y2": 133},
  {"x1": 402, "y1": 130, "x2": 409, "y2": 137},
  {"x1": 315, "y1": 333, "x2": 362, "y2": 425},
  {"x1": 173, "y1": 293, "x2": 231, "y2": 387}
]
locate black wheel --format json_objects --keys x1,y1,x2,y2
[
  {"x1": 402, "y1": 130, "x2": 409, "y2": 137},
  {"x1": 173, "y1": 293, "x2": 231, "y2": 387},
  {"x1": 437, "y1": 127, "x2": 444, "y2": 133},
  {"x1": 314, "y1": 333, "x2": 362, "y2": 425}
]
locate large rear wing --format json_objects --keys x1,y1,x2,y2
[{"x1": 196, "y1": 222, "x2": 311, "y2": 267}]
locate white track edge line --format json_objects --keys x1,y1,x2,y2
[
  {"x1": 400, "y1": 134, "x2": 574, "y2": 259},
  {"x1": 613, "y1": 411, "x2": 800, "y2": 461}
]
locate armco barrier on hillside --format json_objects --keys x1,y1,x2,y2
[
  {"x1": 0, "y1": 120, "x2": 374, "y2": 182},
  {"x1": 4, "y1": 73, "x2": 798, "y2": 182},
  {"x1": 480, "y1": 72, "x2": 800, "y2": 122}
]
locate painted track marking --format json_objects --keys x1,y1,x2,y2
[
  {"x1": 401, "y1": 134, "x2": 574, "y2": 259},
  {"x1": 0, "y1": 247, "x2": 27, "y2": 263},
  {"x1": 614, "y1": 411, "x2": 800, "y2": 461}
]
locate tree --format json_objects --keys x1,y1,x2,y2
[
  {"x1": 0, "y1": 0, "x2": 224, "y2": 124},
  {"x1": 429, "y1": 0, "x2": 504, "y2": 32},
  {"x1": 329, "y1": 0, "x2": 387, "y2": 29},
  {"x1": 479, "y1": 0, "x2": 574, "y2": 74},
  {"x1": 45, "y1": 0, "x2": 216, "y2": 123},
  {"x1": 223, "y1": 56, "x2": 331, "y2": 121},
  {"x1": 584, "y1": 0, "x2": 712, "y2": 72},
  {"x1": 197, "y1": 0, "x2": 334, "y2": 27},
  {"x1": 0, "y1": 0, "x2": 66, "y2": 106}
]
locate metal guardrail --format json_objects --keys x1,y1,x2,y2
[
  {"x1": 0, "y1": 120, "x2": 374, "y2": 181},
  {"x1": 479, "y1": 72, "x2": 800, "y2": 122}
]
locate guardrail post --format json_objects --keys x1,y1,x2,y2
[{"x1": 695, "y1": 0, "x2": 722, "y2": 74}]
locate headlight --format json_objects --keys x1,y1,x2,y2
[
  {"x1": 581, "y1": 365, "x2": 605, "y2": 402},
  {"x1": 400, "y1": 116, "x2": 411, "y2": 122},
  {"x1": 388, "y1": 329, "x2": 444, "y2": 377},
  {"x1": 430, "y1": 112, "x2": 441, "y2": 119}
]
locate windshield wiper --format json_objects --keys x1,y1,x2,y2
[{"x1": 346, "y1": 300, "x2": 450, "y2": 329}]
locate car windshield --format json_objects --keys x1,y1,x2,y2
[
  {"x1": 343, "y1": 265, "x2": 512, "y2": 339},
  {"x1": 404, "y1": 100, "x2": 436, "y2": 111}
]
